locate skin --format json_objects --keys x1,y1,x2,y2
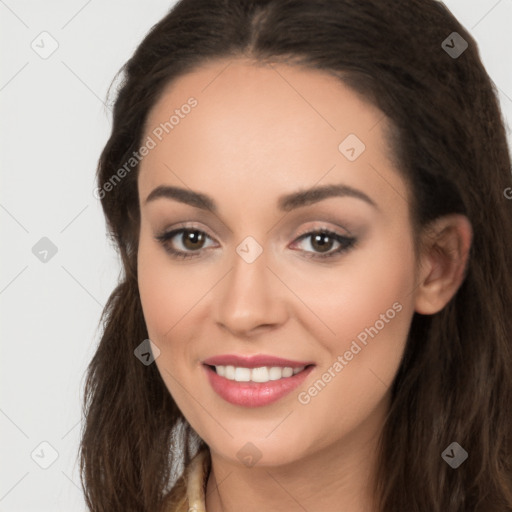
[{"x1": 137, "y1": 58, "x2": 472, "y2": 512}]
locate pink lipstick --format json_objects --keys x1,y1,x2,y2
[{"x1": 202, "y1": 354, "x2": 315, "y2": 407}]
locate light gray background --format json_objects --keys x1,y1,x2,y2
[{"x1": 1, "y1": 1, "x2": 511, "y2": 510}]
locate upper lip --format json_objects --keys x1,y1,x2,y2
[{"x1": 203, "y1": 354, "x2": 315, "y2": 369}]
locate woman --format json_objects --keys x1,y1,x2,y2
[{"x1": 80, "y1": 0, "x2": 512, "y2": 510}]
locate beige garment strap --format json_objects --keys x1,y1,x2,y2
[{"x1": 185, "y1": 446, "x2": 211, "y2": 512}]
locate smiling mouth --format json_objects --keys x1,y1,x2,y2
[{"x1": 205, "y1": 363, "x2": 314, "y2": 383}]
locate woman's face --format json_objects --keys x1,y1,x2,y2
[{"x1": 137, "y1": 58, "x2": 418, "y2": 466}]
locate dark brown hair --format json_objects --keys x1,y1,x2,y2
[{"x1": 80, "y1": 1, "x2": 512, "y2": 510}]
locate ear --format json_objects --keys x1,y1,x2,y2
[{"x1": 414, "y1": 214, "x2": 473, "y2": 315}]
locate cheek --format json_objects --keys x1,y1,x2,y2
[
  {"x1": 289, "y1": 229, "x2": 416, "y2": 443},
  {"x1": 137, "y1": 228, "x2": 188, "y2": 355},
  {"x1": 137, "y1": 223, "x2": 206, "y2": 338},
  {"x1": 138, "y1": 244, "x2": 174, "y2": 340},
  {"x1": 283, "y1": 224, "x2": 416, "y2": 350},
  {"x1": 137, "y1": 240, "x2": 196, "y2": 412},
  {"x1": 288, "y1": 231, "x2": 414, "y2": 424},
  {"x1": 137, "y1": 231, "x2": 218, "y2": 388}
]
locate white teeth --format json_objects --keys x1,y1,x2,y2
[
  {"x1": 251, "y1": 367, "x2": 269, "y2": 382},
  {"x1": 269, "y1": 367, "x2": 283, "y2": 380},
  {"x1": 213, "y1": 365, "x2": 306, "y2": 383},
  {"x1": 225, "y1": 365, "x2": 235, "y2": 380},
  {"x1": 234, "y1": 367, "x2": 251, "y2": 382},
  {"x1": 282, "y1": 367, "x2": 293, "y2": 378}
]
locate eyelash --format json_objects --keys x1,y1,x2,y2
[{"x1": 155, "y1": 225, "x2": 357, "y2": 261}]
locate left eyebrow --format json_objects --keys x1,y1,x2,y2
[
  {"x1": 144, "y1": 182, "x2": 379, "y2": 212},
  {"x1": 277, "y1": 183, "x2": 379, "y2": 212}
]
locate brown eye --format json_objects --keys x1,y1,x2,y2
[
  {"x1": 293, "y1": 229, "x2": 356, "y2": 260},
  {"x1": 181, "y1": 230, "x2": 206, "y2": 250},
  {"x1": 310, "y1": 233, "x2": 335, "y2": 253},
  {"x1": 155, "y1": 227, "x2": 216, "y2": 260}
]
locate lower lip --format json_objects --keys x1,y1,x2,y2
[{"x1": 203, "y1": 364, "x2": 315, "y2": 407}]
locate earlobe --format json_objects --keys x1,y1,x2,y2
[{"x1": 414, "y1": 214, "x2": 473, "y2": 315}]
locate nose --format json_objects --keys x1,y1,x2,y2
[{"x1": 213, "y1": 244, "x2": 288, "y2": 338}]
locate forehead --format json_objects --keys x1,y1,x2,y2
[{"x1": 138, "y1": 58, "x2": 406, "y2": 213}]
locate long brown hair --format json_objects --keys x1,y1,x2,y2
[{"x1": 80, "y1": 1, "x2": 512, "y2": 510}]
